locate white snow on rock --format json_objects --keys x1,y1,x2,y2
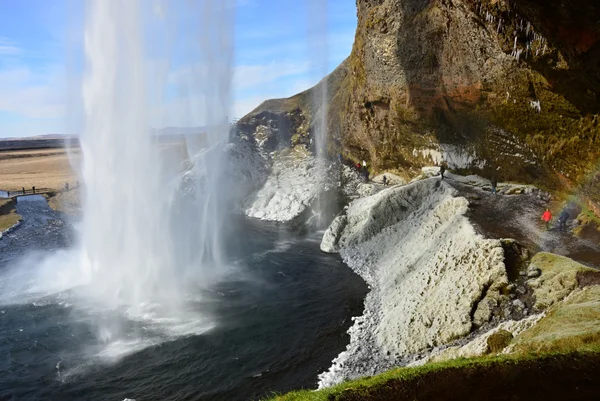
[
  {"x1": 318, "y1": 178, "x2": 508, "y2": 387},
  {"x1": 243, "y1": 148, "x2": 332, "y2": 222}
]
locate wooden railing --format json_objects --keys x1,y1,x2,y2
[{"x1": 1, "y1": 188, "x2": 55, "y2": 198}]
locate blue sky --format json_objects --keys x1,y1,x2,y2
[{"x1": 0, "y1": 0, "x2": 356, "y2": 138}]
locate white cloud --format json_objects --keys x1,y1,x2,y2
[
  {"x1": 0, "y1": 37, "x2": 21, "y2": 55},
  {"x1": 0, "y1": 66, "x2": 65, "y2": 119}
]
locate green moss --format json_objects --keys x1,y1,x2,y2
[
  {"x1": 513, "y1": 286, "x2": 600, "y2": 354},
  {"x1": 487, "y1": 330, "x2": 514, "y2": 353},
  {"x1": 0, "y1": 198, "x2": 21, "y2": 232},
  {"x1": 262, "y1": 349, "x2": 600, "y2": 401},
  {"x1": 527, "y1": 252, "x2": 596, "y2": 310}
]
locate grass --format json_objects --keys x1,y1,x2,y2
[
  {"x1": 47, "y1": 189, "x2": 80, "y2": 215},
  {"x1": 0, "y1": 197, "x2": 21, "y2": 232},
  {"x1": 527, "y1": 252, "x2": 597, "y2": 310},
  {"x1": 513, "y1": 286, "x2": 600, "y2": 354},
  {"x1": 262, "y1": 348, "x2": 600, "y2": 401}
]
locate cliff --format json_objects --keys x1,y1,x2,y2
[{"x1": 239, "y1": 0, "x2": 600, "y2": 211}]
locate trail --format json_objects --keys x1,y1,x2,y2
[{"x1": 446, "y1": 179, "x2": 600, "y2": 268}]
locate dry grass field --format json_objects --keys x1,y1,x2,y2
[{"x1": 0, "y1": 148, "x2": 80, "y2": 191}]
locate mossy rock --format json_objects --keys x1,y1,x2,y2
[
  {"x1": 528, "y1": 252, "x2": 596, "y2": 310},
  {"x1": 513, "y1": 286, "x2": 600, "y2": 354},
  {"x1": 487, "y1": 330, "x2": 514, "y2": 354}
]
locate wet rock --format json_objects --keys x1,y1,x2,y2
[
  {"x1": 527, "y1": 267, "x2": 542, "y2": 279},
  {"x1": 512, "y1": 299, "x2": 526, "y2": 311}
]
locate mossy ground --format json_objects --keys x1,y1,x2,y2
[
  {"x1": 263, "y1": 349, "x2": 600, "y2": 401},
  {"x1": 0, "y1": 197, "x2": 21, "y2": 231},
  {"x1": 513, "y1": 286, "x2": 600, "y2": 354},
  {"x1": 527, "y1": 252, "x2": 596, "y2": 310}
]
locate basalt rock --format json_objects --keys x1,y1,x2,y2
[{"x1": 239, "y1": 0, "x2": 600, "y2": 213}]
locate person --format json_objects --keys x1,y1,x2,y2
[
  {"x1": 558, "y1": 209, "x2": 569, "y2": 232},
  {"x1": 22, "y1": 187, "x2": 25, "y2": 195},
  {"x1": 32, "y1": 186, "x2": 35, "y2": 194},
  {"x1": 356, "y1": 162, "x2": 361, "y2": 170},
  {"x1": 542, "y1": 208, "x2": 552, "y2": 230},
  {"x1": 65, "y1": 182, "x2": 69, "y2": 191},
  {"x1": 491, "y1": 176, "x2": 497, "y2": 195},
  {"x1": 383, "y1": 175, "x2": 388, "y2": 186},
  {"x1": 6, "y1": 191, "x2": 9, "y2": 197},
  {"x1": 440, "y1": 164, "x2": 446, "y2": 180}
]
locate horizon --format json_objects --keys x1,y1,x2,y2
[{"x1": 0, "y1": 0, "x2": 356, "y2": 138}]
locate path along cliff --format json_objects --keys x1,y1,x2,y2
[{"x1": 237, "y1": 0, "x2": 600, "y2": 218}]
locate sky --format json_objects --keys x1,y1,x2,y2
[{"x1": 0, "y1": 0, "x2": 357, "y2": 138}]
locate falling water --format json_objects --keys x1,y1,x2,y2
[
  {"x1": 306, "y1": 0, "x2": 334, "y2": 228},
  {"x1": 74, "y1": 0, "x2": 234, "y2": 333}
]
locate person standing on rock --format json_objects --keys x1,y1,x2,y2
[
  {"x1": 558, "y1": 209, "x2": 569, "y2": 232},
  {"x1": 542, "y1": 208, "x2": 552, "y2": 230},
  {"x1": 383, "y1": 175, "x2": 388, "y2": 186},
  {"x1": 491, "y1": 176, "x2": 498, "y2": 195},
  {"x1": 439, "y1": 164, "x2": 446, "y2": 180}
]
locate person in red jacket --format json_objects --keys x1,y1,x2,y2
[{"x1": 542, "y1": 208, "x2": 552, "y2": 230}]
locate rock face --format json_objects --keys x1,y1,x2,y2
[
  {"x1": 239, "y1": 0, "x2": 600, "y2": 213},
  {"x1": 243, "y1": 149, "x2": 334, "y2": 222},
  {"x1": 336, "y1": 0, "x2": 599, "y2": 184},
  {"x1": 318, "y1": 178, "x2": 508, "y2": 387}
]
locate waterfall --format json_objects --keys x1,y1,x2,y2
[{"x1": 76, "y1": 0, "x2": 234, "y2": 328}]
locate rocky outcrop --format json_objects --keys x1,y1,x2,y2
[
  {"x1": 334, "y1": 0, "x2": 599, "y2": 185},
  {"x1": 239, "y1": 0, "x2": 600, "y2": 212},
  {"x1": 236, "y1": 59, "x2": 350, "y2": 155},
  {"x1": 318, "y1": 178, "x2": 508, "y2": 387},
  {"x1": 243, "y1": 148, "x2": 335, "y2": 222}
]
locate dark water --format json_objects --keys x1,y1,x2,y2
[{"x1": 0, "y1": 197, "x2": 367, "y2": 401}]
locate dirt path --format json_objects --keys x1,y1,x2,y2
[{"x1": 447, "y1": 179, "x2": 600, "y2": 268}]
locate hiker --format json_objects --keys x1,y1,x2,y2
[
  {"x1": 383, "y1": 175, "x2": 388, "y2": 186},
  {"x1": 491, "y1": 177, "x2": 498, "y2": 195},
  {"x1": 32, "y1": 186, "x2": 35, "y2": 194},
  {"x1": 542, "y1": 208, "x2": 552, "y2": 230},
  {"x1": 22, "y1": 187, "x2": 25, "y2": 195},
  {"x1": 362, "y1": 160, "x2": 367, "y2": 169},
  {"x1": 6, "y1": 191, "x2": 9, "y2": 197},
  {"x1": 356, "y1": 162, "x2": 361, "y2": 170},
  {"x1": 558, "y1": 209, "x2": 569, "y2": 232},
  {"x1": 439, "y1": 164, "x2": 446, "y2": 179}
]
